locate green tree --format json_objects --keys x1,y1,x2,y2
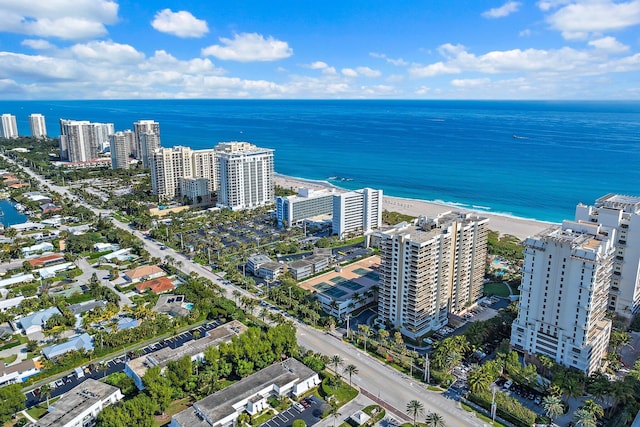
[
  {"x1": 330, "y1": 354, "x2": 343, "y2": 379},
  {"x1": 542, "y1": 394, "x2": 563, "y2": 424},
  {"x1": 424, "y1": 412, "x2": 446, "y2": 427},
  {"x1": 0, "y1": 384, "x2": 26, "y2": 424},
  {"x1": 343, "y1": 364, "x2": 359, "y2": 387},
  {"x1": 39, "y1": 384, "x2": 52, "y2": 407},
  {"x1": 573, "y1": 408, "x2": 596, "y2": 427},
  {"x1": 406, "y1": 400, "x2": 424, "y2": 427},
  {"x1": 292, "y1": 419, "x2": 306, "y2": 427}
]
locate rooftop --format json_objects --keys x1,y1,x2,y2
[
  {"x1": 173, "y1": 358, "x2": 315, "y2": 427},
  {"x1": 34, "y1": 379, "x2": 120, "y2": 427},
  {"x1": 17, "y1": 307, "x2": 61, "y2": 331},
  {"x1": 124, "y1": 265, "x2": 164, "y2": 280},
  {"x1": 154, "y1": 294, "x2": 189, "y2": 317},
  {"x1": 135, "y1": 277, "x2": 175, "y2": 294},
  {"x1": 42, "y1": 333, "x2": 94, "y2": 360},
  {"x1": 67, "y1": 300, "x2": 106, "y2": 316},
  {"x1": 381, "y1": 211, "x2": 489, "y2": 244}
]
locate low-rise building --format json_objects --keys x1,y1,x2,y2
[
  {"x1": 22, "y1": 242, "x2": 54, "y2": 257},
  {"x1": 124, "y1": 265, "x2": 165, "y2": 283},
  {"x1": 41, "y1": 333, "x2": 94, "y2": 360},
  {"x1": 135, "y1": 276, "x2": 175, "y2": 294},
  {"x1": 0, "y1": 296, "x2": 24, "y2": 312},
  {"x1": 93, "y1": 242, "x2": 120, "y2": 252},
  {"x1": 27, "y1": 253, "x2": 65, "y2": 268},
  {"x1": 15, "y1": 307, "x2": 61, "y2": 336},
  {"x1": 170, "y1": 358, "x2": 320, "y2": 427},
  {"x1": 257, "y1": 262, "x2": 285, "y2": 281},
  {"x1": 154, "y1": 294, "x2": 191, "y2": 318},
  {"x1": 99, "y1": 248, "x2": 133, "y2": 263},
  {"x1": 0, "y1": 274, "x2": 35, "y2": 289},
  {"x1": 0, "y1": 359, "x2": 41, "y2": 386},
  {"x1": 246, "y1": 254, "x2": 272, "y2": 275},
  {"x1": 34, "y1": 262, "x2": 74, "y2": 279},
  {"x1": 33, "y1": 379, "x2": 123, "y2": 427},
  {"x1": 125, "y1": 320, "x2": 247, "y2": 390},
  {"x1": 288, "y1": 260, "x2": 313, "y2": 281}
]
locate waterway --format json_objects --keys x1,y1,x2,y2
[{"x1": 0, "y1": 199, "x2": 28, "y2": 227}]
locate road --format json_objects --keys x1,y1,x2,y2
[{"x1": 7, "y1": 156, "x2": 485, "y2": 426}]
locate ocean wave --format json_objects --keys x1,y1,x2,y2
[{"x1": 472, "y1": 205, "x2": 492, "y2": 210}]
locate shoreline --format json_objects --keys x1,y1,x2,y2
[{"x1": 274, "y1": 173, "x2": 555, "y2": 240}]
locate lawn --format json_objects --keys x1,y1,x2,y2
[
  {"x1": 483, "y1": 282, "x2": 511, "y2": 297},
  {"x1": 319, "y1": 376, "x2": 358, "y2": 407},
  {"x1": 26, "y1": 397, "x2": 60, "y2": 420},
  {"x1": 153, "y1": 397, "x2": 194, "y2": 426}
]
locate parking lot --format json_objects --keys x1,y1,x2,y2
[
  {"x1": 26, "y1": 321, "x2": 221, "y2": 408},
  {"x1": 260, "y1": 396, "x2": 324, "y2": 427}
]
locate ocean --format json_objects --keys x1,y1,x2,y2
[{"x1": 1, "y1": 100, "x2": 639, "y2": 223}]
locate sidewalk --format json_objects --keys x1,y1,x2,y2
[{"x1": 313, "y1": 394, "x2": 374, "y2": 427}]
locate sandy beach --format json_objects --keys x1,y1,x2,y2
[{"x1": 275, "y1": 174, "x2": 555, "y2": 240}]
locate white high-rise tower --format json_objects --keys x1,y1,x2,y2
[
  {"x1": 134, "y1": 120, "x2": 160, "y2": 166},
  {"x1": 29, "y1": 114, "x2": 47, "y2": 138},
  {"x1": 0, "y1": 114, "x2": 18, "y2": 139}
]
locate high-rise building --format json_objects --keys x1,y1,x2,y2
[
  {"x1": 150, "y1": 146, "x2": 194, "y2": 200},
  {"x1": 134, "y1": 120, "x2": 160, "y2": 166},
  {"x1": 191, "y1": 148, "x2": 218, "y2": 194},
  {"x1": 332, "y1": 188, "x2": 383, "y2": 238},
  {"x1": 276, "y1": 188, "x2": 335, "y2": 228},
  {"x1": 510, "y1": 221, "x2": 614, "y2": 375},
  {"x1": 110, "y1": 130, "x2": 135, "y2": 169},
  {"x1": 29, "y1": 114, "x2": 47, "y2": 138},
  {"x1": 0, "y1": 114, "x2": 18, "y2": 139},
  {"x1": 59, "y1": 119, "x2": 114, "y2": 162},
  {"x1": 180, "y1": 177, "x2": 212, "y2": 205},
  {"x1": 377, "y1": 212, "x2": 489, "y2": 338},
  {"x1": 215, "y1": 142, "x2": 274, "y2": 211},
  {"x1": 575, "y1": 194, "x2": 640, "y2": 318}
]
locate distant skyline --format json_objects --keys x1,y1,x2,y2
[{"x1": 0, "y1": 0, "x2": 639, "y2": 100}]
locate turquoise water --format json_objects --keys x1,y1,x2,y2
[
  {"x1": 1, "y1": 100, "x2": 639, "y2": 223},
  {"x1": 0, "y1": 199, "x2": 27, "y2": 226},
  {"x1": 185, "y1": 303, "x2": 194, "y2": 310}
]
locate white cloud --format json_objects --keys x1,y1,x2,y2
[
  {"x1": 309, "y1": 61, "x2": 329, "y2": 69},
  {"x1": 482, "y1": 1, "x2": 522, "y2": 18},
  {"x1": 341, "y1": 68, "x2": 358, "y2": 77},
  {"x1": 21, "y1": 39, "x2": 56, "y2": 50},
  {"x1": 589, "y1": 36, "x2": 629, "y2": 53},
  {"x1": 409, "y1": 62, "x2": 461, "y2": 77},
  {"x1": 369, "y1": 52, "x2": 408, "y2": 66},
  {"x1": 202, "y1": 33, "x2": 293, "y2": 62},
  {"x1": 356, "y1": 66, "x2": 381, "y2": 77},
  {"x1": 415, "y1": 86, "x2": 430, "y2": 95},
  {"x1": 542, "y1": 0, "x2": 640, "y2": 39},
  {"x1": 70, "y1": 41, "x2": 144, "y2": 64},
  {"x1": 0, "y1": 0, "x2": 118, "y2": 40},
  {"x1": 519, "y1": 29, "x2": 532, "y2": 37},
  {"x1": 451, "y1": 78, "x2": 491, "y2": 87},
  {"x1": 151, "y1": 9, "x2": 208, "y2": 38}
]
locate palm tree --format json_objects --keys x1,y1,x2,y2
[
  {"x1": 330, "y1": 354, "x2": 343, "y2": 379},
  {"x1": 343, "y1": 364, "x2": 359, "y2": 387},
  {"x1": 467, "y1": 366, "x2": 492, "y2": 394},
  {"x1": 579, "y1": 399, "x2": 604, "y2": 421},
  {"x1": 40, "y1": 384, "x2": 52, "y2": 407},
  {"x1": 542, "y1": 394, "x2": 564, "y2": 424},
  {"x1": 424, "y1": 412, "x2": 446, "y2": 427},
  {"x1": 328, "y1": 402, "x2": 341, "y2": 427},
  {"x1": 358, "y1": 324, "x2": 371, "y2": 353},
  {"x1": 573, "y1": 408, "x2": 596, "y2": 427},
  {"x1": 232, "y1": 289, "x2": 241, "y2": 304},
  {"x1": 406, "y1": 400, "x2": 424, "y2": 427}
]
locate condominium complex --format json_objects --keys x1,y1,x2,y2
[
  {"x1": 0, "y1": 114, "x2": 18, "y2": 139},
  {"x1": 134, "y1": 120, "x2": 160, "y2": 166},
  {"x1": 216, "y1": 142, "x2": 274, "y2": 211},
  {"x1": 110, "y1": 130, "x2": 135, "y2": 169},
  {"x1": 276, "y1": 188, "x2": 335, "y2": 228},
  {"x1": 575, "y1": 194, "x2": 640, "y2": 317},
  {"x1": 150, "y1": 146, "x2": 195, "y2": 200},
  {"x1": 377, "y1": 212, "x2": 489, "y2": 338},
  {"x1": 59, "y1": 119, "x2": 114, "y2": 163},
  {"x1": 332, "y1": 188, "x2": 383, "y2": 238},
  {"x1": 29, "y1": 113, "x2": 47, "y2": 138},
  {"x1": 510, "y1": 221, "x2": 614, "y2": 375}
]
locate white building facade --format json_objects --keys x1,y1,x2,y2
[
  {"x1": 0, "y1": 114, "x2": 18, "y2": 139},
  {"x1": 510, "y1": 221, "x2": 614, "y2": 375},
  {"x1": 110, "y1": 131, "x2": 134, "y2": 169},
  {"x1": 377, "y1": 212, "x2": 488, "y2": 338},
  {"x1": 216, "y1": 142, "x2": 274, "y2": 211},
  {"x1": 134, "y1": 120, "x2": 160, "y2": 165},
  {"x1": 276, "y1": 188, "x2": 335, "y2": 228},
  {"x1": 150, "y1": 146, "x2": 194, "y2": 200},
  {"x1": 575, "y1": 194, "x2": 640, "y2": 318},
  {"x1": 332, "y1": 188, "x2": 383, "y2": 239},
  {"x1": 59, "y1": 119, "x2": 114, "y2": 163},
  {"x1": 29, "y1": 113, "x2": 47, "y2": 138}
]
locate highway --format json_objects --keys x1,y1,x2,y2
[{"x1": 5, "y1": 156, "x2": 486, "y2": 426}]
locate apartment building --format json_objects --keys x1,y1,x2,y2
[
  {"x1": 29, "y1": 113, "x2": 47, "y2": 138},
  {"x1": 0, "y1": 114, "x2": 18, "y2": 139},
  {"x1": 215, "y1": 141, "x2": 274, "y2": 211},
  {"x1": 59, "y1": 119, "x2": 114, "y2": 163},
  {"x1": 110, "y1": 130, "x2": 135, "y2": 169},
  {"x1": 575, "y1": 194, "x2": 640, "y2": 318},
  {"x1": 332, "y1": 188, "x2": 383, "y2": 238},
  {"x1": 276, "y1": 187, "x2": 335, "y2": 228},
  {"x1": 510, "y1": 221, "x2": 614, "y2": 375},
  {"x1": 133, "y1": 120, "x2": 160, "y2": 165},
  {"x1": 150, "y1": 146, "x2": 194, "y2": 200},
  {"x1": 377, "y1": 212, "x2": 488, "y2": 338}
]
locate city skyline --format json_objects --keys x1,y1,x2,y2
[{"x1": 0, "y1": 1, "x2": 638, "y2": 100}]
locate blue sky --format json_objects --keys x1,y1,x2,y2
[{"x1": 0, "y1": 0, "x2": 639, "y2": 99}]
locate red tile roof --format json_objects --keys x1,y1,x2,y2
[
  {"x1": 28, "y1": 253, "x2": 64, "y2": 267},
  {"x1": 135, "y1": 277, "x2": 175, "y2": 294}
]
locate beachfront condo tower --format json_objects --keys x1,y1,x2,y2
[
  {"x1": 134, "y1": 120, "x2": 160, "y2": 167},
  {"x1": 377, "y1": 212, "x2": 488, "y2": 339},
  {"x1": 332, "y1": 188, "x2": 383, "y2": 239},
  {"x1": 575, "y1": 194, "x2": 640, "y2": 318},
  {"x1": 150, "y1": 146, "x2": 195, "y2": 200},
  {"x1": 59, "y1": 119, "x2": 114, "y2": 163},
  {"x1": 215, "y1": 141, "x2": 274, "y2": 211},
  {"x1": 276, "y1": 188, "x2": 335, "y2": 228},
  {"x1": 110, "y1": 131, "x2": 135, "y2": 169},
  {"x1": 29, "y1": 114, "x2": 47, "y2": 138},
  {"x1": 510, "y1": 221, "x2": 613, "y2": 375},
  {"x1": 0, "y1": 114, "x2": 18, "y2": 139}
]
